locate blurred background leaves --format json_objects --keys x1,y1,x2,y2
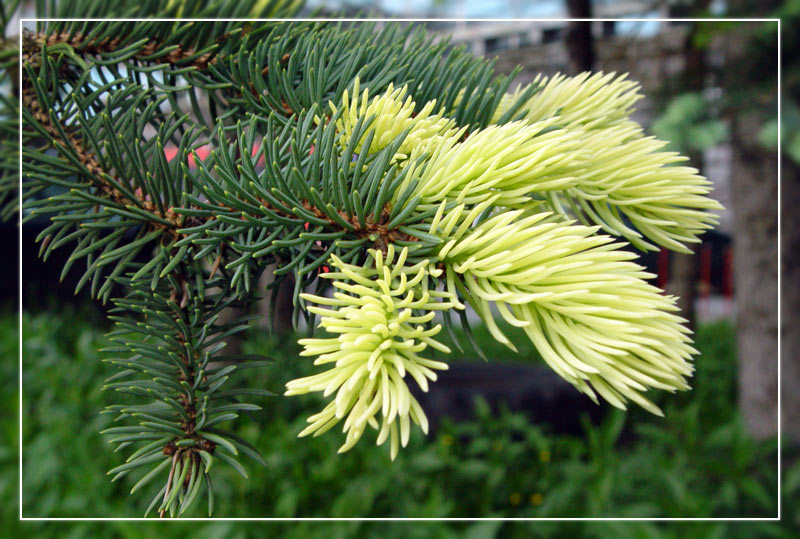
[
  {"x1": 5, "y1": 309, "x2": 795, "y2": 533},
  {"x1": 4, "y1": 0, "x2": 794, "y2": 532},
  {"x1": 651, "y1": 92, "x2": 728, "y2": 155}
]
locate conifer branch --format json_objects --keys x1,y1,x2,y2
[
  {"x1": 20, "y1": 83, "x2": 183, "y2": 234},
  {"x1": 29, "y1": 31, "x2": 216, "y2": 69},
  {"x1": 13, "y1": 8, "x2": 725, "y2": 517}
]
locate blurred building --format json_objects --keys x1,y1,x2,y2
[{"x1": 307, "y1": 0, "x2": 725, "y2": 20}]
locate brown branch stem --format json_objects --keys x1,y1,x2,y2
[
  {"x1": 20, "y1": 83, "x2": 183, "y2": 234},
  {"x1": 20, "y1": 43, "x2": 413, "y2": 253},
  {"x1": 159, "y1": 450, "x2": 180, "y2": 518},
  {"x1": 28, "y1": 30, "x2": 215, "y2": 70}
]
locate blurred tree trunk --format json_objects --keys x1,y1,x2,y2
[
  {"x1": 564, "y1": 0, "x2": 595, "y2": 74},
  {"x1": 773, "y1": 0, "x2": 800, "y2": 447},
  {"x1": 663, "y1": 3, "x2": 709, "y2": 332},
  {"x1": 782, "y1": 157, "x2": 800, "y2": 444},
  {"x1": 258, "y1": 264, "x2": 296, "y2": 335},
  {"x1": 721, "y1": 4, "x2": 781, "y2": 438},
  {"x1": 666, "y1": 250, "x2": 698, "y2": 332},
  {"x1": 729, "y1": 108, "x2": 779, "y2": 439}
]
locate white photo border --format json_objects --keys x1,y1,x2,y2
[{"x1": 17, "y1": 15, "x2": 783, "y2": 522}]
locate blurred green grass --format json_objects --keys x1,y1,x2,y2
[{"x1": 2, "y1": 308, "x2": 798, "y2": 536}]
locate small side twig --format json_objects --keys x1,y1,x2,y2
[{"x1": 160, "y1": 450, "x2": 180, "y2": 518}]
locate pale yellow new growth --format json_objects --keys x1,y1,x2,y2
[
  {"x1": 301, "y1": 72, "x2": 723, "y2": 432},
  {"x1": 395, "y1": 119, "x2": 582, "y2": 209},
  {"x1": 332, "y1": 74, "x2": 722, "y2": 252},
  {"x1": 331, "y1": 78, "x2": 456, "y2": 163},
  {"x1": 285, "y1": 246, "x2": 460, "y2": 459},
  {"x1": 489, "y1": 71, "x2": 722, "y2": 252},
  {"x1": 549, "y1": 123, "x2": 723, "y2": 252},
  {"x1": 431, "y1": 201, "x2": 696, "y2": 415},
  {"x1": 493, "y1": 71, "x2": 642, "y2": 130}
]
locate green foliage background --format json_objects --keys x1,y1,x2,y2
[
  {"x1": 5, "y1": 308, "x2": 796, "y2": 532},
  {"x1": 4, "y1": 0, "x2": 794, "y2": 531}
]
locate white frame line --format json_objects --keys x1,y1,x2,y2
[{"x1": 17, "y1": 15, "x2": 782, "y2": 522}]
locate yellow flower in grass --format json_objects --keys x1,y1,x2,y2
[
  {"x1": 285, "y1": 246, "x2": 459, "y2": 459},
  {"x1": 431, "y1": 201, "x2": 697, "y2": 415}
]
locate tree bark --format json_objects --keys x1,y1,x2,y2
[
  {"x1": 663, "y1": 6, "x2": 710, "y2": 331},
  {"x1": 665, "y1": 251, "x2": 698, "y2": 333},
  {"x1": 725, "y1": 0, "x2": 783, "y2": 443},
  {"x1": 258, "y1": 265, "x2": 297, "y2": 335},
  {"x1": 781, "y1": 157, "x2": 800, "y2": 444},
  {"x1": 730, "y1": 108, "x2": 779, "y2": 439},
  {"x1": 564, "y1": 0, "x2": 595, "y2": 74}
]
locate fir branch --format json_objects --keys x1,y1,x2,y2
[
  {"x1": 20, "y1": 84, "x2": 182, "y2": 233},
  {"x1": 104, "y1": 274, "x2": 270, "y2": 517},
  {"x1": 16, "y1": 11, "x2": 726, "y2": 514},
  {"x1": 25, "y1": 30, "x2": 216, "y2": 70}
]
